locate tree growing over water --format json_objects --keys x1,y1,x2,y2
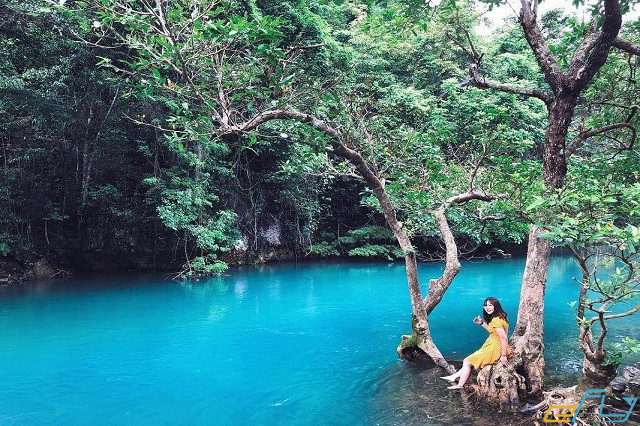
[
  {"x1": 73, "y1": 0, "x2": 536, "y2": 373},
  {"x1": 456, "y1": 0, "x2": 640, "y2": 395}
]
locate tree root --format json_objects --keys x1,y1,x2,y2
[
  {"x1": 471, "y1": 363, "x2": 526, "y2": 411},
  {"x1": 397, "y1": 335, "x2": 435, "y2": 365},
  {"x1": 521, "y1": 384, "x2": 638, "y2": 423}
]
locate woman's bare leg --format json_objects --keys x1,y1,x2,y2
[
  {"x1": 439, "y1": 370, "x2": 461, "y2": 382},
  {"x1": 447, "y1": 359, "x2": 472, "y2": 389}
]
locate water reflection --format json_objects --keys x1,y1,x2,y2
[
  {"x1": 205, "y1": 305, "x2": 228, "y2": 322},
  {"x1": 233, "y1": 277, "x2": 248, "y2": 299}
]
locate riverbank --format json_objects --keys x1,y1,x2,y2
[{"x1": 0, "y1": 240, "x2": 526, "y2": 286}]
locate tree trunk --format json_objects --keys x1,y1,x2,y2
[
  {"x1": 510, "y1": 225, "x2": 551, "y2": 396},
  {"x1": 572, "y1": 251, "x2": 620, "y2": 389},
  {"x1": 582, "y1": 356, "x2": 618, "y2": 388},
  {"x1": 542, "y1": 98, "x2": 576, "y2": 189},
  {"x1": 331, "y1": 144, "x2": 455, "y2": 373},
  {"x1": 510, "y1": 96, "x2": 576, "y2": 395},
  {"x1": 578, "y1": 326, "x2": 619, "y2": 388}
]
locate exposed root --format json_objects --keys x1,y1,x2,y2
[
  {"x1": 471, "y1": 363, "x2": 526, "y2": 411},
  {"x1": 535, "y1": 386, "x2": 580, "y2": 422},
  {"x1": 525, "y1": 385, "x2": 635, "y2": 423}
]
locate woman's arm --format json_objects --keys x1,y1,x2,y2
[
  {"x1": 495, "y1": 327, "x2": 509, "y2": 365},
  {"x1": 474, "y1": 316, "x2": 491, "y2": 331}
]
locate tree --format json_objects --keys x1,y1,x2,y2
[
  {"x1": 458, "y1": 0, "x2": 634, "y2": 395},
  {"x1": 539, "y1": 152, "x2": 640, "y2": 387}
]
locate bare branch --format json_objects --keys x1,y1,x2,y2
[
  {"x1": 468, "y1": 143, "x2": 487, "y2": 189},
  {"x1": 447, "y1": 26, "x2": 552, "y2": 105},
  {"x1": 478, "y1": 214, "x2": 505, "y2": 222},
  {"x1": 611, "y1": 38, "x2": 640, "y2": 56},
  {"x1": 567, "y1": 123, "x2": 636, "y2": 158},
  {"x1": 284, "y1": 43, "x2": 326, "y2": 57},
  {"x1": 423, "y1": 207, "x2": 461, "y2": 314},
  {"x1": 443, "y1": 188, "x2": 506, "y2": 209},
  {"x1": 566, "y1": 106, "x2": 637, "y2": 158},
  {"x1": 359, "y1": 121, "x2": 380, "y2": 176},
  {"x1": 565, "y1": 0, "x2": 622, "y2": 93},
  {"x1": 603, "y1": 300, "x2": 640, "y2": 320},
  {"x1": 596, "y1": 311, "x2": 608, "y2": 352},
  {"x1": 469, "y1": 62, "x2": 552, "y2": 105},
  {"x1": 225, "y1": 109, "x2": 340, "y2": 137},
  {"x1": 123, "y1": 113, "x2": 188, "y2": 134},
  {"x1": 445, "y1": 31, "x2": 482, "y2": 63}
]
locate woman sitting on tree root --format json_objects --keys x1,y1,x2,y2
[{"x1": 440, "y1": 297, "x2": 511, "y2": 390}]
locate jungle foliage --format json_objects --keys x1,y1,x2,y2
[{"x1": 1, "y1": 0, "x2": 638, "y2": 284}]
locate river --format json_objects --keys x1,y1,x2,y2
[{"x1": 0, "y1": 256, "x2": 637, "y2": 424}]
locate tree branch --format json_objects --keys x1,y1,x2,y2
[
  {"x1": 578, "y1": 326, "x2": 596, "y2": 359},
  {"x1": 603, "y1": 300, "x2": 640, "y2": 320},
  {"x1": 284, "y1": 43, "x2": 326, "y2": 57},
  {"x1": 518, "y1": 0, "x2": 565, "y2": 94},
  {"x1": 565, "y1": 0, "x2": 622, "y2": 94},
  {"x1": 443, "y1": 188, "x2": 506, "y2": 209},
  {"x1": 448, "y1": 26, "x2": 552, "y2": 105},
  {"x1": 566, "y1": 106, "x2": 637, "y2": 158},
  {"x1": 596, "y1": 311, "x2": 608, "y2": 353},
  {"x1": 422, "y1": 189, "x2": 506, "y2": 313},
  {"x1": 423, "y1": 206, "x2": 460, "y2": 314},
  {"x1": 469, "y1": 63, "x2": 552, "y2": 105},
  {"x1": 569, "y1": 246, "x2": 591, "y2": 322},
  {"x1": 224, "y1": 109, "x2": 340, "y2": 137},
  {"x1": 468, "y1": 143, "x2": 487, "y2": 190},
  {"x1": 611, "y1": 38, "x2": 640, "y2": 55}
]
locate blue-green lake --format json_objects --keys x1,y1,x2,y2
[{"x1": 1, "y1": 256, "x2": 638, "y2": 425}]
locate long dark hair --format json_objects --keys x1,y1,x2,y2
[{"x1": 482, "y1": 297, "x2": 508, "y2": 324}]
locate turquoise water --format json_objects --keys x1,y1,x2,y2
[{"x1": 0, "y1": 256, "x2": 638, "y2": 425}]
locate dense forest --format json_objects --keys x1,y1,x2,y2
[
  {"x1": 1, "y1": 0, "x2": 543, "y2": 279},
  {"x1": 2, "y1": 0, "x2": 640, "y2": 419}
]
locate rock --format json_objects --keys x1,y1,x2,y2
[
  {"x1": 610, "y1": 378, "x2": 627, "y2": 392},
  {"x1": 611, "y1": 362, "x2": 640, "y2": 398},
  {"x1": 257, "y1": 248, "x2": 296, "y2": 263},
  {"x1": 623, "y1": 365, "x2": 640, "y2": 381},
  {"x1": 609, "y1": 363, "x2": 640, "y2": 424},
  {"x1": 29, "y1": 258, "x2": 56, "y2": 279},
  {"x1": 0, "y1": 256, "x2": 22, "y2": 276},
  {"x1": 399, "y1": 345, "x2": 436, "y2": 365},
  {"x1": 0, "y1": 256, "x2": 27, "y2": 284}
]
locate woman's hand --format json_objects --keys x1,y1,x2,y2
[
  {"x1": 500, "y1": 354, "x2": 509, "y2": 366},
  {"x1": 473, "y1": 316, "x2": 483, "y2": 325}
]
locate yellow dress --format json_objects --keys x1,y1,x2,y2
[{"x1": 466, "y1": 317, "x2": 511, "y2": 369}]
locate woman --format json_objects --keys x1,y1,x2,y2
[{"x1": 440, "y1": 297, "x2": 511, "y2": 389}]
